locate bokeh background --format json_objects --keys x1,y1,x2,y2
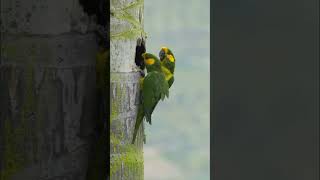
[{"x1": 143, "y1": 0, "x2": 210, "y2": 179}]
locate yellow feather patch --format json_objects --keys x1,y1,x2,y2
[
  {"x1": 167, "y1": 55, "x2": 175, "y2": 62},
  {"x1": 145, "y1": 58, "x2": 155, "y2": 65},
  {"x1": 161, "y1": 66, "x2": 173, "y2": 81},
  {"x1": 161, "y1": 47, "x2": 168, "y2": 54}
]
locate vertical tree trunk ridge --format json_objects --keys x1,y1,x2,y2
[
  {"x1": 0, "y1": 0, "x2": 100, "y2": 180},
  {"x1": 110, "y1": 0, "x2": 145, "y2": 179}
]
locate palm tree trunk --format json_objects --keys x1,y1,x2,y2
[
  {"x1": 0, "y1": 0, "x2": 99, "y2": 179},
  {"x1": 110, "y1": 0, "x2": 145, "y2": 179}
]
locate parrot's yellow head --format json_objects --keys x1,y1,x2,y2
[
  {"x1": 159, "y1": 47, "x2": 168, "y2": 61},
  {"x1": 159, "y1": 47, "x2": 175, "y2": 63},
  {"x1": 142, "y1": 53, "x2": 162, "y2": 73},
  {"x1": 142, "y1": 53, "x2": 159, "y2": 66},
  {"x1": 145, "y1": 58, "x2": 155, "y2": 65},
  {"x1": 142, "y1": 53, "x2": 153, "y2": 65},
  {"x1": 161, "y1": 47, "x2": 169, "y2": 54}
]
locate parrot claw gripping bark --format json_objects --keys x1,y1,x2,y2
[{"x1": 131, "y1": 53, "x2": 170, "y2": 144}]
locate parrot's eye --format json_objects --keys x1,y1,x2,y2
[
  {"x1": 145, "y1": 58, "x2": 155, "y2": 65},
  {"x1": 159, "y1": 50, "x2": 166, "y2": 60},
  {"x1": 167, "y1": 55, "x2": 175, "y2": 62}
]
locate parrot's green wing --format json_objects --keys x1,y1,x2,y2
[
  {"x1": 131, "y1": 71, "x2": 169, "y2": 144},
  {"x1": 168, "y1": 76, "x2": 174, "y2": 88},
  {"x1": 143, "y1": 71, "x2": 169, "y2": 124}
]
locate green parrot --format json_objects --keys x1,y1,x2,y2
[
  {"x1": 139, "y1": 47, "x2": 175, "y2": 89},
  {"x1": 132, "y1": 53, "x2": 169, "y2": 144},
  {"x1": 159, "y1": 47, "x2": 175, "y2": 87}
]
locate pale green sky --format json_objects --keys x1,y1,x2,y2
[{"x1": 143, "y1": 0, "x2": 210, "y2": 179}]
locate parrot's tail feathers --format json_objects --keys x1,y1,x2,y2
[
  {"x1": 145, "y1": 111, "x2": 152, "y2": 125},
  {"x1": 131, "y1": 118, "x2": 142, "y2": 144},
  {"x1": 131, "y1": 132, "x2": 137, "y2": 144},
  {"x1": 132, "y1": 119, "x2": 140, "y2": 144},
  {"x1": 132, "y1": 106, "x2": 145, "y2": 144}
]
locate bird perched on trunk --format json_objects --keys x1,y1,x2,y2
[
  {"x1": 132, "y1": 53, "x2": 169, "y2": 144},
  {"x1": 159, "y1": 47, "x2": 175, "y2": 87},
  {"x1": 139, "y1": 47, "x2": 175, "y2": 89}
]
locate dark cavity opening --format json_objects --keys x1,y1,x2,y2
[{"x1": 135, "y1": 38, "x2": 146, "y2": 73}]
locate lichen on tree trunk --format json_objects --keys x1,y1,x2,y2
[{"x1": 110, "y1": 0, "x2": 145, "y2": 179}]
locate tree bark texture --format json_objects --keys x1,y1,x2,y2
[
  {"x1": 0, "y1": 0, "x2": 99, "y2": 179},
  {"x1": 110, "y1": 0, "x2": 145, "y2": 179}
]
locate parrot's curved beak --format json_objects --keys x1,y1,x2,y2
[{"x1": 141, "y1": 53, "x2": 146, "y2": 59}]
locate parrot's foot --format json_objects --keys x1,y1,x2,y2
[{"x1": 139, "y1": 70, "x2": 145, "y2": 77}]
